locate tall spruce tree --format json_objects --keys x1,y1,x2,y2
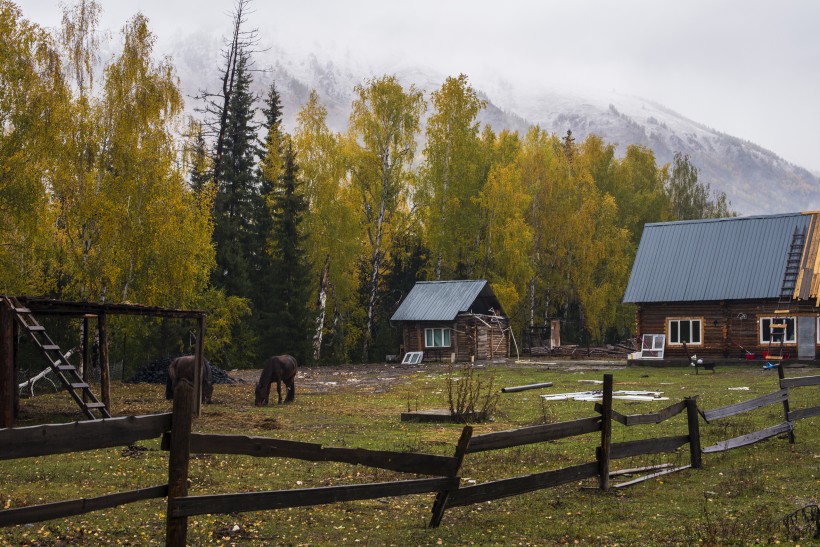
[
  {"x1": 266, "y1": 138, "x2": 312, "y2": 362},
  {"x1": 211, "y1": 50, "x2": 259, "y2": 298}
]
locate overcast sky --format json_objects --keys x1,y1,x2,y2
[{"x1": 15, "y1": 0, "x2": 820, "y2": 173}]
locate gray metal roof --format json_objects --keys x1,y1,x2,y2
[
  {"x1": 623, "y1": 212, "x2": 814, "y2": 303},
  {"x1": 390, "y1": 280, "x2": 504, "y2": 322}
]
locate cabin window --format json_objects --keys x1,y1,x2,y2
[
  {"x1": 760, "y1": 317, "x2": 796, "y2": 344},
  {"x1": 667, "y1": 319, "x2": 702, "y2": 345},
  {"x1": 425, "y1": 328, "x2": 451, "y2": 348}
]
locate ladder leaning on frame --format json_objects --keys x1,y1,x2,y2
[{"x1": 768, "y1": 225, "x2": 807, "y2": 360}]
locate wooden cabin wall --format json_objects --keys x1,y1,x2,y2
[
  {"x1": 401, "y1": 317, "x2": 511, "y2": 362},
  {"x1": 637, "y1": 299, "x2": 820, "y2": 359}
]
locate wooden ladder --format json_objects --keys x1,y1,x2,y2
[
  {"x1": 768, "y1": 226, "x2": 806, "y2": 360},
  {"x1": 4, "y1": 296, "x2": 110, "y2": 420}
]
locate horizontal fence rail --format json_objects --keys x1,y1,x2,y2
[
  {"x1": 170, "y1": 477, "x2": 459, "y2": 518},
  {"x1": 779, "y1": 375, "x2": 820, "y2": 389},
  {"x1": 165, "y1": 432, "x2": 460, "y2": 476},
  {"x1": 702, "y1": 389, "x2": 789, "y2": 422},
  {"x1": 607, "y1": 435, "x2": 691, "y2": 460},
  {"x1": 0, "y1": 413, "x2": 172, "y2": 460},
  {"x1": 702, "y1": 422, "x2": 793, "y2": 453},
  {"x1": 447, "y1": 462, "x2": 600, "y2": 508},
  {"x1": 595, "y1": 400, "x2": 687, "y2": 426},
  {"x1": 465, "y1": 417, "x2": 601, "y2": 453},
  {"x1": 0, "y1": 485, "x2": 168, "y2": 527}
]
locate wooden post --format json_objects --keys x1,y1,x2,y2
[
  {"x1": 0, "y1": 301, "x2": 14, "y2": 428},
  {"x1": 429, "y1": 425, "x2": 472, "y2": 528},
  {"x1": 166, "y1": 379, "x2": 194, "y2": 546},
  {"x1": 777, "y1": 364, "x2": 796, "y2": 443},
  {"x1": 12, "y1": 319, "x2": 18, "y2": 419},
  {"x1": 598, "y1": 374, "x2": 613, "y2": 490},
  {"x1": 82, "y1": 316, "x2": 90, "y2": 403},
  {"x1": 98, "y1": 312, "x2": 111, "y2": 414},
  {"x1": 685, "y1": 397, "x2": 703, "y2": 469},
  {"x1": 194, "y1": 315, "x2": 205, "y2": 417}
]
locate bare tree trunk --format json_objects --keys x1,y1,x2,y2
[
  {"x1": 362, "y1": 190, "x2": 388, "y2": 362},
  {"x1": 312, "y1": 255, "x2": 330, "y2": 361}
]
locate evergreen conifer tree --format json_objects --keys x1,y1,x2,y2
[{"x1": 266, "y1": 138, "x2": 313, "y2": 362}]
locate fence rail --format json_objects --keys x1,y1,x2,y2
[{"x1": 0, "y1": 366, "x2": 816, "y2": 544}]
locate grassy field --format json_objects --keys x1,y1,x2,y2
[{"x1": 1, "y1": 360, "x2": 818, "y2": 545}]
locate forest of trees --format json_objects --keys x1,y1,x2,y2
[{"x1": 0, "y1": 0, "x2": 734, "y2": 368}]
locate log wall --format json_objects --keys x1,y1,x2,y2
[
  {"x1": 401, "y1": 315, "x2": 510, "y2": 362},
  {"x1": 636, "y1": 299, "x2": 820, "y2": 359}
]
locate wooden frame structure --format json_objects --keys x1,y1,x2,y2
[{"x1": 0, "y1": 296, "x2": 205, "y2": 427}]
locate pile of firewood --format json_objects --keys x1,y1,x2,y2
[{"x1": 529, "y1": 341, "x2": 637, "y2": 359}]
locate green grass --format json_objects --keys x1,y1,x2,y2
[{"x1": 0, "y1": 362, "x2": 818, "y2": 545}]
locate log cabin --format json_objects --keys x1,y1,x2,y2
[
  {"x1": 390, "y1": 280, "x2": 510, "y2": 362},
  {"x1": 623, "y1": 212, "x2": 820, "y2": 362}
]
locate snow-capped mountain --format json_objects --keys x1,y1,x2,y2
[{"x1": 170, "y1": 36, "x2": 819, "y2": 216}]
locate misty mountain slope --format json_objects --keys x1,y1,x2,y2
[{"x1": 169, "y1": 37, "x2": 819, "y2": 216}]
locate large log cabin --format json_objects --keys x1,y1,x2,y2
[
  {"x1": 623, "y1": 212, "x2": 820, "y2": 362},
  {"x1": 390, "y1": 280, "x2": 510, "y2": 362}
]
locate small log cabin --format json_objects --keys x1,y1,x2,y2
[
  {"x1": 390, "y1": 280, "x2": 510, "y2": 362},
  {"x1": 623, "y1": 212, "x2": 820, "y2": 362}
]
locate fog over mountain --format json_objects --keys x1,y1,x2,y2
[{"x1": 171, "y1": 34, "x2": 819, "y2": 217}]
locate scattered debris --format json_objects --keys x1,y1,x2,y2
[
  {"x1": 541, "y1": 390, "x2": 669, "y2": 402},
  {"x1": 728, "y1": 386, "x2": 751, "y2": 391},
  {"x1": 501, "y1": 382, "x2": 554, "y2": 393}
]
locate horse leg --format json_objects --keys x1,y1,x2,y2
[
  {"x1": 285, "y1": 378, "x2": 295, "y2": 402},
  {"x1": 276, "y1": 380, "x2": 284, "y2": 404}
]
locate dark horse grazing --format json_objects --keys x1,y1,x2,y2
[
  {"x1": 165, "y1": 355, "x2": 213, "y2": 403},
  {"x1": 255, "y1": 355, "x2": 298, "y2": 405}
]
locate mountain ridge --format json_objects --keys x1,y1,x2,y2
[{"x1": 169, "y1": 36, "x2": 819, "y2": 216}]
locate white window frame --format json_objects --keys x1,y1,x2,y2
[
  {"x1": 760, "y1": 316, "x2": 796, "y2": 345},
  {"x1": 667, "y1": 318, "x2": 703, "y2": 346},
  {"x1": 424, "y1": 327, "x2": 451, "y2": 348},
  {"x1": 640, "y1": 334, "x2": 665, "y2": 359}
]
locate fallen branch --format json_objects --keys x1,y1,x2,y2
[{"x1": 18, "y1": 347, "x2": 79, "y2": 396}]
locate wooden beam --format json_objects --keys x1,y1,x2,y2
[
  {"x1": 465, "y1": 416, "x2": 601, "y2": 453},
  {"x1": 788, "y1": 406, "x2": 820, "y2": 422},
  {"x1": 0, "y1": 413, "x2": 172, "y2": 460},
  {"x1": 780, "y1": 374, "x2": 820, "y2": 389},
  {"x1": 608, "y1": 435, "x2": 690, "y2": 460},
  {"x1": 166, "y1": 380, "x2": 194, "y2": 547},
  {"x1": 702, "y1": 389, "x2": 789, "y2": 422},
  {"x1": 0, "y1": 485, "x2": 168, "y2": 527},
  {"x1": 598, "y1": 374, "x2": 613, "y2": 490},
  {"x1": 594, "y1": 399, "x2": 687, "y2": 426},
  {"x1": 175, "y1": 432, "x2": 460, "y2": 476},
  {"x1": 612, "y1": 465, "x2": 691, "y2": 489},
  {"x1": 0, "y1": 301, "x2": 13, "y2": 428},
  {"x1": 686, "y1": 397, "x2": 703, "y2": 469},
  {"x1": 98, "y1": 312, "x2": 110, "y2": 414},
  {"x1": 446, "y1": 462, "x2": 599, "y2": 508},
  {"x1": 702, "y1": 422, "x2": 792, "y2": 453},
  {"x1": 169, "y1": 477, "x2": 459, "y2": 518},
  {"x1": 777, "y1": 365, "x2": 796, "y2": 443},
  {"x1": 501, "y1": 382, "x2": 554, "y2": 393}
]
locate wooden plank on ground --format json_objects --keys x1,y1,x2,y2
[
  {"x1": 608, "y1": 435, "x2": 690, "y2": 460},
  {"x1": 169, "y1": 477, "x2": 458, "y2": 518},
  {"x1": 787, "y1": 406, "x2": 820, "y2": 422},
  {"x1": 501, "y1": 382, "x2": 554, "y2": 393},
  {"x1": 446, "y1": 462, "x2": 599, "y2": 508},
  {"x1": 702, "y1": 389, "x2": 789, "y2": 422},
  {"x1": 0, "y1": 485, "x2": 168, "y2": 527},
  {"x1": 702, "y1": 422, "x2": 792, "y2": 454},
  {"x1": 609, "y1": 463, "x2": 673, "y2": 477},
  {"x1": 465, "y1": 417, "x2": 601, "y2": 453},
  {"x1": 595, "y1": 400, "x2": 687, "y2": 426},
  {"x1": 612, "y1": 465, "x2": 691, "y2": 488},
  {"x1": 176, "y1": 433, "x2": 458, "y2": 476},
  {"x1": 780, "y1": 374, "x2": 820, "y2": 389},
  {"x1": 0, "y1": 414, "x2": 172, "y2": 460}
]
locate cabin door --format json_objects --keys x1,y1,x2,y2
[{"x1": 797, "y1": 316, "x2": 816, "y2": 360}]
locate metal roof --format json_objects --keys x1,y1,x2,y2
[
  {"x1": 623, "y1": 212, "x2": 816, "y2": 303},
  {"x1": 390, "y1": 280, "x2": 505, "y2": 322}
]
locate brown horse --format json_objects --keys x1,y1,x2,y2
[
  {"x1": 255, "y1": 354, "x2": 298, "y2": 405},
  {"x1": 165, "y1": 355, "x2": 213, "y2": 403}
]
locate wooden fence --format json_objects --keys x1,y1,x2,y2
[{"x1": 0, "y1": 366, "x2": 817, "y2": 544}]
